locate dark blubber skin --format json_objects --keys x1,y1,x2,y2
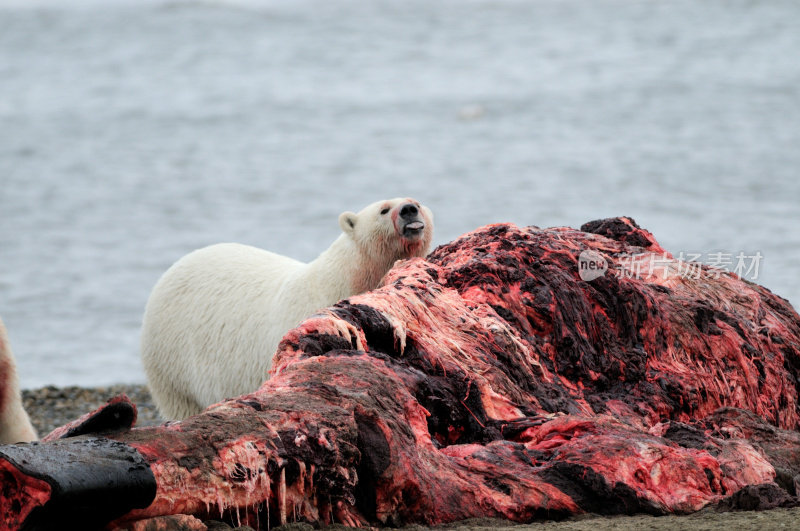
[{"x1": 2, "y1": 218, "x2": 800, "y2": 530}]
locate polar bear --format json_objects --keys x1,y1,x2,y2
[
  {"x1": 141, "y1": 198, "x2": 433, "y2": 419},
  {"x1": 0, "y1": 317, "x2": 38, "y2": 444}
]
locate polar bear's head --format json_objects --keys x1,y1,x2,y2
[{"x1": 338, "y1": 198, "x2": 434, "y2": 262}]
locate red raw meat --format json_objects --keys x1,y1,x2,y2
[{"x1": 2, "y1": 218, "x2": 799, "y2": 530}]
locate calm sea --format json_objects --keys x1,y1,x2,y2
[{"x1": 1, "y1": 0, "x2": 798, "y2": 387}]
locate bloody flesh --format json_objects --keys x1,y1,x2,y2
[{"x1": 2, "y1": 218, "x2": 800, "y2": 530}]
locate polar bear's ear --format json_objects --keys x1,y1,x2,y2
[{"x1": 339, "y1": 211, "x2": 357, "y2": 234}]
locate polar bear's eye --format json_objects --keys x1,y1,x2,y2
[{"x1": 380, "y1": 207, "x2": 390, "y2": 215}]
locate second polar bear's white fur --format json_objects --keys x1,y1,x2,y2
[
  {"x1": 0, "y1": 317, "x2": 38, "y2": 444},
  {"x1": 141, "y1": 198, "x2": 433, "y2": 419}
]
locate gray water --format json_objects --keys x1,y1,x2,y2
[{"x1": 1, "y1": 0, "x2": 798, "y2": 388}]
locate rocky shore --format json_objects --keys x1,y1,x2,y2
[{"x1": 19, "y1": 385, "x2": 800, "y2": 531}]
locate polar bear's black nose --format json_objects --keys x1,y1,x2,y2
[{"x1": 399, "y1": 203, "x2": 419, "y2": 219}]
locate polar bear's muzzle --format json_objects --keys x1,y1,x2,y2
[
  {"x1": 402, "y1": 220, "x2": 425, "y2": 239},
  {"x1": 397, "y1": 202, "x2": 426, "y2": 240}
]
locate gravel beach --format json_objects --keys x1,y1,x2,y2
[{"x1": 18, "y1": 385, "x2": 800, "y2": 530}]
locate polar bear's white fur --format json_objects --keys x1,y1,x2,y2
[
  {"x1": 0, "y1": 317, "x2": 38, "y2": 444},
  {"x1": 141, "y1": 198, "x2": 433, "y2": 419}
]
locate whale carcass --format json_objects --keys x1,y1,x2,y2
[{"x1": 2, "y1": 218, "x2": 800, "y2": 530}]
